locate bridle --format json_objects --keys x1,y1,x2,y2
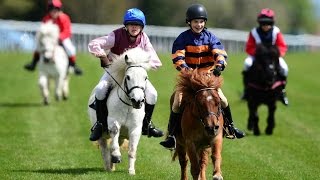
[
  {"x1": 194, "y1": 87, "x2": 222, "y2": 132},
  {"x1": 104, "y1": 65, "x2": 146, "y2": 106}
]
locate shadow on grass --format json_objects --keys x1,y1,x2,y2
[
  {"x1": 13, "y1": 167, "x2": 113, "y2": 175},
  {"x1": 0, "y1": 102, "x2": 42, "y2": 108}
]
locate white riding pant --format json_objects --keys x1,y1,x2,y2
[
  {"x1": 172, "y1": 88, "x2": 228, "y2": 113},
  {"x1": 61, "y1": 38, "x2": 76, "y2": 57},
  {"x1": 243, "y1": 55, "x2": 288, "y2": 77},
  {"x1": 95, "y1": 72, "x2": 157, "y2": 105}
]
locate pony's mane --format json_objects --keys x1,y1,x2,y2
[
  {"x1": 107, "y1": 47, "x2": 152, "y2": 82},
  {"x1": 177, "y1": 69, "x2": 223, "y2": 102},
  {"x1": 255, "y1": 44, "x2": 280, "y2": 60}
]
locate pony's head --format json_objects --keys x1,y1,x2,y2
[
  {"x1": 178, "y1": 69, "x2": 223, "y2": 136},
  {"x1": 110, "y1": 47, "x2": 152, "y2": 109},
  {"x1": 36, "y1": 21, "x2": 59, "y2": 62},
  {"x1": 251, "y1": 44, "x2": 280, "y2": 87}
]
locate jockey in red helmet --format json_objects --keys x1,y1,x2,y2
[
  {"x1": 24, "y1": 0, "x2": 83, "y2": 75},
  {"x1": 241, "y1": 8, "x2": 289, "y2": 106},
  {"x1": 87, "y1": 8, "x2": 163, "y2": 141},
  {"x1": 160, "y1": 4, "x2": 245, "y2": 150}
]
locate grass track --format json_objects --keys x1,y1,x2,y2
[{"x1": 0, "y1": 51, "x2": 319, "y2": 180}]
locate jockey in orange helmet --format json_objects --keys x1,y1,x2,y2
[
  {"x1": 24, "y1": 0, "x2": 83, "y2": 75},
  {"x1": 241, "y1": 8, "x2": 289, "y2": 106},
  {"x1": 160, "y1": 4, "x2": 245, "y2": 150},
  {"x1": 87, "y1": 8, "x2": 163, "y2": 141}
]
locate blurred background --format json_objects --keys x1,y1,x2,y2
[{"x1": 0, "y1": 0, "x2": 320, "y2": 53}]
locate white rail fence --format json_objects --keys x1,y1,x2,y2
[{"x1": 1, "y1": 19, "x2": 320, "y2": 53}]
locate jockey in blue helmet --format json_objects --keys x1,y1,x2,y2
[{"x1": 88, "y1": 8, "x2": 163, "y2": 141}]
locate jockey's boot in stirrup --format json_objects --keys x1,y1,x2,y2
[
  {"x1": 142, "y1": 103, "x2": 164, "y2": 138},
  {"x1": 89, "y1": 97, "x2": 108, "y2": 141},
  {"x1": 241, "y1": 71, "x2": 249, "y2": 100},
  {"x1": 278, "y1": 75, "x2": 289, "y2": 106},
  {"x1": 280, "y1": 89, "x2": 289, "y2": 106},
  {"x1": 24, "y1": 58, "x2": 39, "y2": 71},
  {"x1": 160, "y1": 111, "x2": 180, "y2": 150},
  {"x1": 223, "y1": 105, "x2": 245, "y2": 139}
]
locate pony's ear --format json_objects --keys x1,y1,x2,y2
[{"x1": 125, "y1": 54, "x2": 130, "y2": 65}]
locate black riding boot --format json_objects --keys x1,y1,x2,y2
[
  {"x1": 223, "y1": 105, "x2": 245, "y2": 139},
  {"x1": 89, "y1": 97, "x2": 108, "y2": 141},
  {"x1": 24, "y1": 52, "x2": 40, "y2": 71},
  {"x1": 278, "y1": 76, "x2": 289, "y2": 106},
  {"x1": 241, "y1": 71, "x2": 249, "y2": 100},
  {"x1": 159, "y1": 111, "x2": 180, "y2": 150},
  {"x1": 142, "y1": 103, "x2": 164, "y2": 138},
  {"x1": 69, "y1": 61, "x2": 83, "y2": 76}
]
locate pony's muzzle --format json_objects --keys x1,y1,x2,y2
[
  {"x1": 131, "y1": 98, "x2": 145, "y2": 109},
  {"x1": 205, "y1": 125, "x2": 220, "y2": 136}
]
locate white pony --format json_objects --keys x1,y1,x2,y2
[
  {"x1": 36, "y1": 21, "x2": 69, "y2": 105},
  {"x1": 88, "y1": 47, "x2": 152, "y2": 175}
]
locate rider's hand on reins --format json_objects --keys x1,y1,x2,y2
[
  {"x1": 213, "y1": 65, "x2": 224, "y2": 76},
  {"x1": 99, "y1": 56, "x2": 111, "y2": 68}
]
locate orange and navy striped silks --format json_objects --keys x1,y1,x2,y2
[{"x1": 212, "y1": 48, "x2": 228, "y2": 66}]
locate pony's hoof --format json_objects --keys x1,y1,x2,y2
[
  {"x1": 128, "y1": 169, "x2": 135, "y2": 175},
  {"x1": 265, "y1": 127, "x2": 273, "y2": 135},
  {"x1": 213, "y1": 174, "x2": 223, "y2": 180},
  {"x1": 43, "y1": 99, "x2": 49, "y2": 105},
  {"x1": 253, "y1": 129, "x2": 260, "y2": 136},
  {"x1": 111, "y1": 155, "x2": 121, "y2": 163}
]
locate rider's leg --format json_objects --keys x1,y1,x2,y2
[
  {"x1": 89, "y1": 74, "x2": 111, "y2": 141},
  {"x1": 278, "y1": 57, "x2": 289, "y2": 106},
  {"x1": 142, "y1": 80, "x2": 164, "y2": 137},
  {"x1": 218, "y1": 88, "x2": 245, "y2": 139},
  {"x1": 61, "y1": 38, "x2": 83, "y2": 75},
  {"x1": 160, "y1": 91, "x2": 181, "y2": 149},
  {"x1": 241, "y1": 56, "x2": 253, "y2": 100},
  {"x1": 24, "y1": 51, "x2": 40, "y2": 71}
]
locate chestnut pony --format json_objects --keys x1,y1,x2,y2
[
  {"x1": 172, "y1": 69, "x2": 224, "y2": 180},
  {"x1": 246, "y1": 44, "x2": 283, "y2": 135}
]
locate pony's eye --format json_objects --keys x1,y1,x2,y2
[
  {"x1": 126, "y1": 75, "x2": 131, "y2": 81},
  {"x1": 145, "y1": 76, "x2": 148, "y2": 80}
]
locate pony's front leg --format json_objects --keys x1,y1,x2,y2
[
  {"x1": 98, "y1": 137, "x2": 114, "y2": 172},
  {"x1": 186, "y1": 141, "x2": 200, "y2": 180},
  {"x1": 109, "y1": 120, "x2": 122, "y2": 164},
  {"x1": 39, "y1": 74, "x2": 49, "y2": 105},
  {"x1": 199, "y1": 148, "x2": 209, "y2": 180},
  {"x1": 265, "y1": 103, "x2": 276, "y2": 135},
  {"x1": 54, "y1": 76, "x2": 64, "y2": 101},
  {"x1": 62, "y1": 76, "x2": 69, "y2": 100},
  {"x1": 211, "y1": 135, "x2": 223, "y2": 180},
  {"x1": 127, "y1": 126, "x2": 142, "y2": 175},
  {"x1": 176, "y1": 143, "x2": 188, "y2": 180}
]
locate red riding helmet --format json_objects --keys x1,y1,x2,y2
[
  {"x1": 257, "y1": 8, "x2": 275, "y2": 24},
  {"x1": 48, "y1": 0, "x2": 62, "y2": 11}
]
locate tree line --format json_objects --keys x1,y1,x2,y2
[{"x1": 0, "y1": 0, "x2": 318, "y2": 34}]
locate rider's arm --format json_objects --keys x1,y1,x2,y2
[
  {"x1": 142, "y1": 33, "x2": 162, "y2": 70},
  {"x1": 88, "y1": 32, "x2": 115, "y2": 58},
  {"x1": 58, "y1": 13, "x2": 71, "y2": 41},
  {"x1": 275, "y1": 32, "x2": 288, "y2": 57},
  {"x1": 172, "y1": 34, "x2": 189, "y2": 71},
  {"x1": 245, "y1": 32, "x2": 256, "y2": 56}
]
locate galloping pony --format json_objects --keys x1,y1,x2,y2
[
  {"x1": 36, "y1": 21, "x2": 69, "y2": 105},
  {"x1": 246, "y1": 44, "x2": 283, "y2": 135},
  {"x1": 88, "y1": 47, "x2": 152, "y2": 175},
  {"x1": 172, "y1": 69, "x2": 224, "y2": 180}
]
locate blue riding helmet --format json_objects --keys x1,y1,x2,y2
[{"x1": 123, "y1": 8, "x2": 146, "y2": 27}]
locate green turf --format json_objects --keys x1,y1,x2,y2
[{"x1": 0, "y1": 51, "x2": 319, "y2": 180}]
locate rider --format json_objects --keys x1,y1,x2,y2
[
  {"x1": 87, "y1": 8, "x2": 164, "y2": 141},
  {"x1": 241, "y1": 8, "x2": 289, "y2": 106},
  {"x1": 24, "y1": 0, "x2": 83, "y2": 75},
  {"x1": 160, "y1": 4, "x2": 245, "y2": 149}
]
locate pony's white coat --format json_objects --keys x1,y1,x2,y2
[
  {"x1": 88, "y1": 47, "x2": 151, "y2": 175},
  {"x1": 36, "y1": 21, "x2": 69, "y2": 105}
]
